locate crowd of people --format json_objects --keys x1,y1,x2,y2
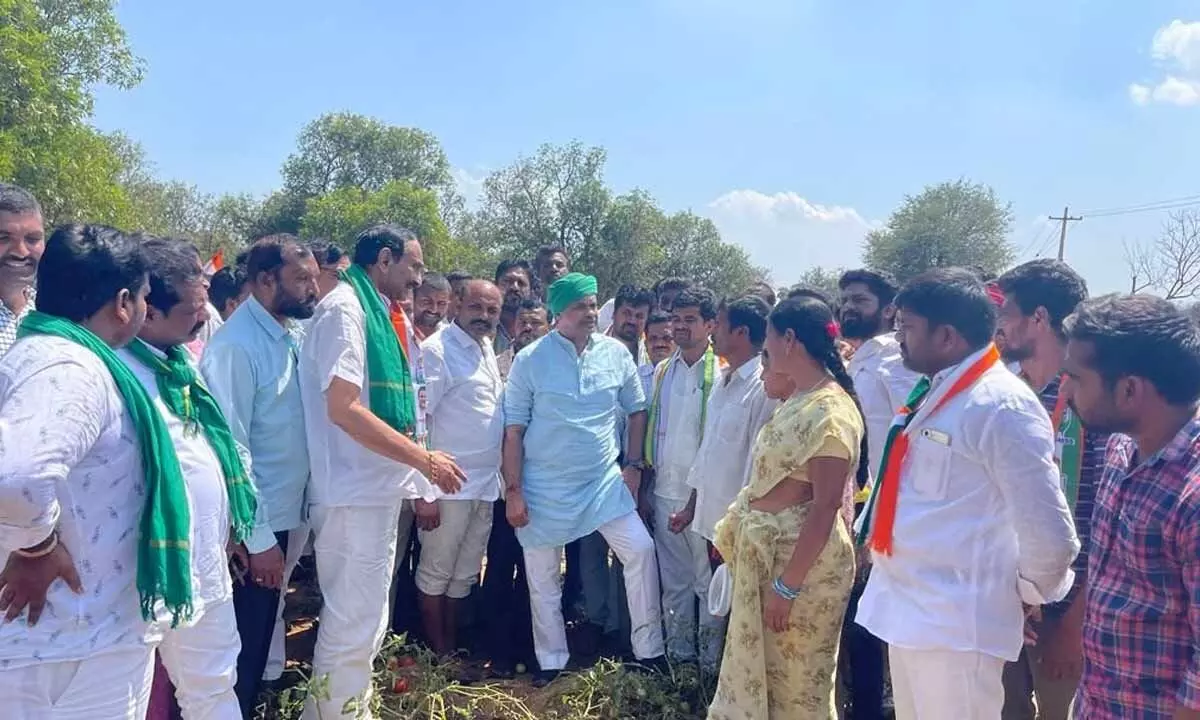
[{"x1": 0, "y1": 175, "x2": 1198, "y2": 720}]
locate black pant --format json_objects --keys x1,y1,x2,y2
[
  {"x1": 481, "y1": 499, "x2": 534, "y2": 668},
  {"x1": 842, "y1": 573, "x2": 888, "y2": 720},
  {"x1": 232, "y1": 531, "x2": 289, "y2": 717}
]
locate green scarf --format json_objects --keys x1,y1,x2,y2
[
  {"x1": 124, "y1": 339, "x2": 257, "y2": 544},
  {"x1": 645, "y1": 345, "x2": 718, "y2": 467},
  {"x1": 17, "y1": 312, "x2": 194, "y2": 625},
  {"x1": 339, "y1": 264, "x2": 417, "y2": 436}
]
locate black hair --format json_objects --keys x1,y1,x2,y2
[
  {"x1": 645, "y1": 309, "x2": 671, "y2": 329},
  {"x1": 653, "y1": 276, "x2": 692, "y2": 297},
  {"x1": 838, "y1": 269, "x2": 899, "y2": 307},
  {"x1": 534, "y1": 245, "x2": 568, "y2": 269},
  {"x1": 36, "y1": 224, "x2": 148, "y2": 322},
  {"x1": 613, "y1": 284, "x2": 656, "y2": 313},
  {"x1": 416, "y1": 272, "x2": 451, "y2": 296},
  {"x1": 995, "y1": 259, "x2": 1088, "y2": 337},
  {"x1": 142, "y1": 238, "x2": 204, "y2": 314},
  {"x1": 1065, "y1": 294, "x2": 1200, "y2": 406},
  {"x1": 724, "y1": 295, "x2": 771, "y2": 346},
  {"x1": 234, "y1": 249, "x2": 250, "y2": 269},
  {"x1": 0, "y1": 183, "x2": 41, "y2": 216},
  {"x1": 209, "y1": 265, "x2": 248, "y2": 311},
  {"x1": 969, "y1": 265, "x2": 997, "y2": 283},
  {"x1": 769, "y1": 296, "x2": 871, "y2": 489},
  {"x1": 305, "y1": 238, "x2": 345, "y2": 268},
  {"x1": 894, "y1": 267, "x2": 997, "y2": 348},
  {"x1": 246, "y1": 233, "x2": 311, "y2": 282},
  {"x1": 353, "y1": 224, "x2": 416, "y2": 267},
  {"x1": 494, "y1": 259, "x2": 533, "y2": 284},
  {"x1": 447, "y1": 269, "x2": 474, "y2": 286},
  {"x1": 785, "y1": 285, "x2": 835, "y2": 312},
  {"x1": 518, "y1": 296, "x2": 547, "y2": 314},
  {"x1": 745, "y1": 281, "x2": 777, "y2": 307},
  {"x1": 671, "y1": 286, "x2": 718, "y2": 321}
]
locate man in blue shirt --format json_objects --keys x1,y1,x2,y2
[
  {"x1": 502, "y1": 272, "x2": 666, "y2": 686},
  {"x1": 199, "y1": 234, "x2": 320, "y2": 714}
]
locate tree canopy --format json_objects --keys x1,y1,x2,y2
[{"x1": 864, "y1": 179, "x2": 1014, "y2": 284}]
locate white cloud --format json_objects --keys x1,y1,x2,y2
[
  {"x1": 704, "y1": 190, "x2": 876, "y2": 286},
  {"x1": 452, "y1": 167, "x2": 487, "y2": 208},
  {"x1": 1131, "y1": 19, "x2": 1200, "y2": 106}
]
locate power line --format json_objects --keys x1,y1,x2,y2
[
  {"x1": 1080, "y1": 194, "x2": 1200, "y2": 218},
  {"x1": 1049, "y1": 206, "x2": 1082, "y2": 260}
]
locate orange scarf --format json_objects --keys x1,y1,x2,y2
[
  {"x1": 863, "y1": 344, "x2": 1001, "y2": 555},
  {"x1": 389, "y1": 300, "x2": 411, "y2": 361}
]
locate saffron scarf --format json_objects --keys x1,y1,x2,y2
[
  {"x1": 124, "y1": 339, "x2": 257, "y2": 545},
  {"x1": 856, "y1": 344, "x2": 1001, "y2": 555},
  {"x1": 339, "y1": 264, "x2": 417, "y2": 436},
  {"x1": 17, "y1": 312, "x2": 194, "y2": 625},
  {"x1": 645, "y1": 345, "x2": 719, "y2": 467},
  {"x1": 1051, "y1": 374, "x2": 1084, "y2": 513}
]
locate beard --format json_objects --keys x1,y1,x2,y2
[
  {"x1": 278, "y1": 294, "x2": 316, "y2": 320},
  {"x1": 839, "y1": 310, "x2": 884, "y2": 340},
  {"x1": 614, "y1": 322, "x2": 640, "y2": 342},
  {"x1": 999, "y1": 337, "x2": 1035, "y2": 363}
]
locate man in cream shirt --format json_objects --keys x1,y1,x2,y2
[
  {"x1": 415, "y1": 280, "x2": 505, "y2": 658},
  {"x1": 856, "y1": 268, "x2": 1079, "y2": 720}
]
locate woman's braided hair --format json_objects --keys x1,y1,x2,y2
[{"x1": 768, "y1": 296, "x2": 871, "y2": 489}]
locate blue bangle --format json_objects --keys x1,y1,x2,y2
[{"x1": 772, "y1": 577, "x2": 800, "y2": 601}]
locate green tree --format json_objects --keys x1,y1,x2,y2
[
  {"x1": 653, "y1": 210, "x2": 765, "y2": 299},
  {"x1": 300, "y1": 181, "x2": 487, "y2": 274},
  {"x1": 864, "y1": 179, "x2": 1014, "y2": 283},
  {"x1": 0, "y1": 0, "x2": 143, "y2": 223}
]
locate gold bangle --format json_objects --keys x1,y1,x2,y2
[
  {"x1": 15, "y1": 532, "x2": 58, "y2": 559},
  {"x1": 428, "y1": 451, "x2": 438, "y2": 485}
]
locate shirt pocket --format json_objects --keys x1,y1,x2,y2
[
  {"x1": 716, "y1": 405, "x2": 750, "y2": 444},
  {"x1": 907, "y1": 429, "x2": 953, "y2": 499}
]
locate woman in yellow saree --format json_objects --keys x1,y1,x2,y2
[{"x1": 708, "y1": 296, "x2": 868, "y2": 720}]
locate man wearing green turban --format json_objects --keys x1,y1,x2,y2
[{"x1": 502, "y1": 272, "x2": 667, "y2": 686}]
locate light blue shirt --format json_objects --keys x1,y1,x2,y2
[
  {"x1": 200, "y1": 296, "x2": 308, "y2": 554},
  {"x1": 504, "y1": 330, "x2": 646, "y2": 549}
]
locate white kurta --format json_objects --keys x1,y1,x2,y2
[
  {"x1": 847, "y1": 332, "x2": 921, "y2": 480},
  {"x1": 856, "y1": 347, "x2": 1080, "y2": 665}
]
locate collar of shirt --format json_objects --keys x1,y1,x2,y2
[
  {"x1": 723, "y1": 354, "x2": 762, "y2": 385},
  {"x1": 549, "y1": 329, "x2": 597, "y2": 356},
  {"x1": 1132, "y1": 410, "x2": 1200, "y2": 470},
  {"x1": 848, "y1": 333, "x2": 899, "y2": 373},
  {"x1": 244, "y1": 294, "x2": 295, "y2": 343},
  {"x1": 928, "y1": 343, "x2": 994, "y2": 392},
  {"x1": 445, "y1": 320, "x2": 488, "y2": 356}
]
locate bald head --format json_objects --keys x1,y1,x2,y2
[{"x1": 456, "y1": 279, "x2": 502, "y2": 342}]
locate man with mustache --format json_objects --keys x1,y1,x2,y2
[
  {"x1": 415, "y1": 280, "x2": 505, "y2": 659},
  {"x1": 117, "y1": 237, "x2": 253, "y2": 718},
  {"x1": 298, "y1": 224, "x2": 465, "y2": 717},
  {"x1": 494, "y1": 259, "x2": 534, "y2": 354},
  {"x1": 503, "y1": 272, "x2": 666, "y2": 687},
  {"x1": 644, "y1": 310, "x2": 675, "y2": 370},
  {"x1": 855, "y1": 268, "x2": 1078, "y2": 720},
  {"x1": 200, "y1": 233, "x2": 321, "y2": 714},
  {"x1": 533, "y1": 245, "x2": 570, "y2": 300},
  {"x1": 497, "y1": 297, "x2": 549, "y2": 382},
  {"x1": 1061, "y1": 295, "x2": 1200, "y2": 720},
  {"x1": 413, "y1": 272, "x2": 452, "y2": 342},
  {"x1": 0, "y1": 183, "x2": 44, "y2": 356},
  {"x1": 644, "y1": 286, "x2": 724, "y2": 668},
  {"x1": 837, "y1": 268, "x2": 920, "y2": 719}
]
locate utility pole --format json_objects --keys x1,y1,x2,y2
[{"x1": 1049, "y1": 206, "x2": 1083, "y2": 261}]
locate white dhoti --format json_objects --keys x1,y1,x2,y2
[
  {"x1": 303, "y1": 503, "x2": 401, "y2": 720},
  {"x1": 157, "y1": 597, "x2": 242, "y2": 719},
  {"x1": 652, "y1": 500, "x2": 722, "y2": 668},
  {"x1": 0, "y1": 645, "x2": 155, "y2": 720},
  {"x1": 889, "y1": 645, "x2": 1006, "y2": 720},
  {"x1": 523, "y1": 511, "x2": 664, "y2": 671}
]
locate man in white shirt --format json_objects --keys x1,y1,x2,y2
[
  {"x1": 644, "y1": 287, "x2": 723, "y2": 667},
  {"x1": 0, "y1": 225, "x2": 153, "y2": 719},
  {"x1": 838, "y1": 268, "x2": 920, "y2": 719},
  {"x1": 855, "y1": 268, "x2": 1080, "y2": 720},
  {"x1": 412, "y1": 272, "x2": 452, "y2": 342},
  {"x1": 415, "y1": 280, "x2": 505, "y2": 657},
  {"x1": 299, "y1": 224, "x2": 465, "y2": 718},
  {"x1": 0, "y1": 183, "x2": 43, "y2": 357},
  {"x1": 200, "y1": 234, "x2": 321, "y2": 714},
  {"x1": 676, "y1": 296, "x2": 778, "y2": 544},
  {"x1": 117, "y1": 237, "x2": 247, "y2": 718}
]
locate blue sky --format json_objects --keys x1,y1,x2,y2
[{"x1": 93, "y1": 0, "x2": 1200, "y2": 293}]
